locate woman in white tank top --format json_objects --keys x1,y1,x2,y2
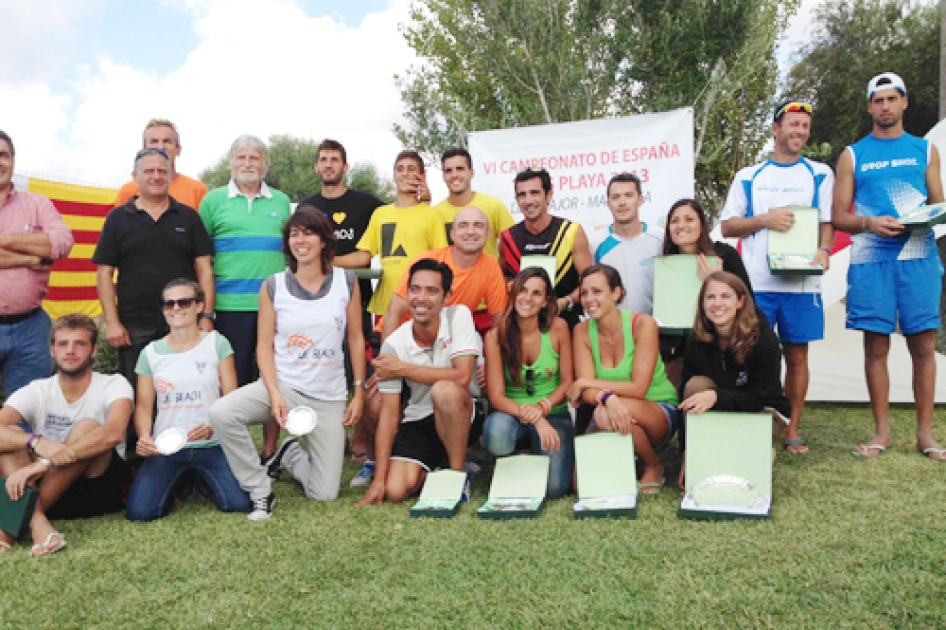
[
  {"x1": 209, "y1": 206, "x2": 366, "y2": 521},
  {"x1": 127, "y1": 279, "x2": 251, "y2": 521}
]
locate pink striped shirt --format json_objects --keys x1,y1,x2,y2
[{"x1": 0, "y1": 189, "x2": 74, "y2": 314}]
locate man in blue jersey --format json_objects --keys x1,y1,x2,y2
[
  {"x1": 721, "y1": 100, "x2": 835, "y2": 455},
  {"x1": 833, "y1": 73, "x2": 946, "y2": 461}
]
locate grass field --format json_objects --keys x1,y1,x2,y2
[{"x1": 1, "y1": 404, "x2": 944, "y2": 629}]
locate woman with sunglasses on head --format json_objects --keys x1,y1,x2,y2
[
  {"x1": 209, "y1": 205, "x2": 366, "y2": 521},
  {"x1": 126, "y1": 278, "x2": 251, "y2": 521},
  {"x1": 677, "y1": 271, "x2": 790, "y2": 488},
  {"x1": 568, "y1": 264, "x2": 679, "y2": 494},
  {"x1": 482, "y1": 267, "x2": 575, "y2": 498},
  {"x1": 659, "y1": 198, "x2": 754, "y2": 385}
]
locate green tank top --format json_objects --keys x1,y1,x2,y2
[
  {"x1": 504, "y1": 331, "x2": 569, "y2": 414},
  {"x1": 588, "y1": 310, "x2": 678, "y2": 404}
]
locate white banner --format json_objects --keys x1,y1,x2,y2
[{"x1": 467, "y1": 109, "x2": 694, "y2": 243}]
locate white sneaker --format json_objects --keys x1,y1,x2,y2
[{"x1": 247, "y1": 492, "x2": 276, "y2": 522}]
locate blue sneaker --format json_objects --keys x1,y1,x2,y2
[{"x1": 350, "y1": 460, "x2": 375, "y2": 487}]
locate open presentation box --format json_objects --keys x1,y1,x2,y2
[
  {"x1": 410, "y1": 469, "x2": 467, "y2": 518},
  {"x1": 521, "y1": 255, "x2": 558, "y2": 286},
  {"x1": 899, "y1": 202, "x2": 946, "y2": 230},
  {"x1": 573, "y1": 432, "x2": 637, "y2": 519},
  {"x1": 768, "y1": 206, "x2": 823, "y2": 276},
  {"x1": 679, "y1": 411, "x2": 773, "y2": 520},
  {"x1": 653, "y1": 255, "x2": 719, "y2": 335},
  {"x1": 477, "y1": 454, "x2": 549, "y2": 520}
]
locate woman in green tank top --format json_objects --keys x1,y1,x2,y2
[
  {"x1": 568, "y1": 265, "x2": 680, "y2": 494},
  {"x1": 483, "y1": 267, "x2": 575, "y2": 498}
]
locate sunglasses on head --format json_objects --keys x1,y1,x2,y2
[
  {"x1": 775, "y1": 102, "x2": 813, "y2": 120},
  {"x1": 136, "y1": 147, "x2": 170, "y2": 160},
  {"x1": 518, "y1": 166, "x2": 548, "y2": 176},
  {"x1": 161, "y1": 297, "x2": 196, "y2": 310},
  {"x1": 525, "y1": 367, "x2": 536, "y2": 396}
]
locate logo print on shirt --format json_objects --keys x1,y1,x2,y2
[
  {"x1": 287, "y1": 333, "x2": 337, "y2": 362},
  {"x1": 380, "y1": 223, "x2": 407, "y2": 258},
  {"x1": 287, "y1": 333, "x2": 314, "y2": 352},
  {"x1": 333, "y1": 212, "x2": 347, "y2": 224},
  {"x1": 736, "y1": 372, "x2": 748, "y2": 386},
  {"x1": 155, "y1": 379, "x2": 174, "y2": 394},
  {"x1": 195, "y1": 361, "x2": 208, "y2": 375}
]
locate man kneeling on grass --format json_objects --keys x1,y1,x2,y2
[
  {"x1": 0, "y1": 314, "x2": 133, "y2": 556},
  {"x1": 357, "y1": 259, "x2": 480, "y2": 506}
]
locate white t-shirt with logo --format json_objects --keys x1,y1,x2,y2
[
  {"x1": 378, "y1": 305, "x2": 481, "y2": 423},
  {"x1": 6, "y1": 372, "x2": 133, "y2": 443},
  {"x1": 720, "y1": 158, "x2": 834, "y2": 294},
  {"x1": 589, "y1": 223, "x2": 663, "y2": 314},
  {"x1": 137, "y1": 331, "x2": 233, "y2": 448}
]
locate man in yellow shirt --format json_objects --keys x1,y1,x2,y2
[
  {"x1": 336, "y1": 150, "x2": 446, "y2": 319},
  {"x1": 114, "y1": 119, "x2": 207, "y2": 210},
  {"x1": 434, "y1": 148, "x2": 514, "y2": 257}
]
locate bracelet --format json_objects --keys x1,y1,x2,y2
[
  {"x1": 601, "y1": 391, "x2": 615, "y2": 405},
  {"x1": 26, "y1": 434, "x2": 38, "y2": 453},
  {"x1": 862, "y1": 216, "x2": 869, "y2": 232},
  {"x1": 353, "y1": 380, "x2": 366, "y2": 389},
  {"x1": 820, "y1": 247, "x2": 831, "y2": 254},
  {"x1": 537, "y1": 398, "x2": 550, "y2": 416}
]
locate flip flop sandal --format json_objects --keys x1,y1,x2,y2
[
  {"x1": 919, "y1": 447, "x2": 946, "y2": 461},
  {"x1": 852, "y1": 443, "x2": 891, "y2": 459},
  {"x1": 639, "y1": 478, "x2": 666, "y2": 495},
  {"x1": 783, "y1": 437, "x2": 809, "y2": 454},
  {"x1": 0, "y1": 540, "x2": 12, "y2": 553},
  {"x1": 29, "y1": 532, "x2": 66, "y2": 558}
]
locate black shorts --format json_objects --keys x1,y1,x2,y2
[
  {"x1": 390, "y1": 414, "x2": 446, "y2": 472},
  {"x1": 45, "y1": 450, "x2": 130, "y2": 520}
]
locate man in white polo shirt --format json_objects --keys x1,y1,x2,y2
[{"x1": 357, "y1": 258, "x2": 480, "y2": 506}]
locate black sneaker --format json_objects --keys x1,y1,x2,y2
[
  {"x1": 247, "y1": 492, "x2": 276, "y2": 522},
  {"x1": 264, "y1": 437, "x2": 298, "y2": 480}
]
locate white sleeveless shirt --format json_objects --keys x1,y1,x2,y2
[
  {"x1": 144, "y1": 331, "x2": 224, "y2": 447},
  {"x1": 273, "y1": 267, "x2": 350, "y2": 401}
]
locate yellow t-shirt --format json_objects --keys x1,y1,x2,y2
[
  {"x1": 434, "y1": 192, "x2": 515, "y2": 257},
  {"x1": 356, "y1": 203, "x2": 448, "y2": 314}
]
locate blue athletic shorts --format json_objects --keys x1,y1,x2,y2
[
  {"x1": 754, "y1": 291, "x2": 824, "y2": 344},
  {"x1": 846, "y1": 256, "x2": 943, "y2": 335}
]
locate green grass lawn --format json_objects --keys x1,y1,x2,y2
[{"x1": 1, "y1": 404, "x2": 944, "y2": 629}]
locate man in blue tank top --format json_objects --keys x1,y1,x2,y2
[{"x1": 833, "y1": 72, "x2": 946, "y2": 461}]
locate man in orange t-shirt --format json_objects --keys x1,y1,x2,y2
[
  {"x1": 382, "y1": 205, "x2": 507, "y2": 340},
  {"x1": 114, "y1": 119, "x2": 207, "y2": 210}
]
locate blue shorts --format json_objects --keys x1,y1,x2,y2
[
  {"x1": 754, "y1": 291, "x2": 824, "y2": 344},
  {"x1": 657, "y1": 401, "x2": 681, "y2": 438},
  {"x1": 846, "y1": 257, "x2": 943, "y2": 335}
]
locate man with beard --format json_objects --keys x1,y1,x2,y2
[
  {"x1": 0, "y1": 314, "x2": 133, "y2": 556},
  {"x1": 300, "y1": 139, "x2": 383, "y2": 340},
  {"x1": 832, "y1": 73, "x2": 946, "y2": 461},
  {"x1": 721, "y1": 100, "x2": 835, "y2": 455},
  {"x1": 199, "y1": 136, "x2": 291, "y2": 462}
]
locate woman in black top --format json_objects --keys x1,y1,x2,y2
[
  {"x1": 660, "y1": 198, "x2": 754, "y2": 386},
  {"x1": 677, "y1": 271, "x2": 790, "y2": 488}
]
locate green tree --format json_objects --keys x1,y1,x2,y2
[
  {"x1": 199, "y1": 135, "x2": 395, "y2": 203},
  {"x1": 395, "y1": 0, "x2": 798, "y2": 216},
  {"x1": 784, "y1": 0, "x2": 939, "y2": 167}
]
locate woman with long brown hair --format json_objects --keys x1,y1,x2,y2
[
  {"x1": 482, "y1": 267, "x2": 575, "y2": 498},
  {"x1": 677, "y1": 271, "x2": 790, "y2": 487}
]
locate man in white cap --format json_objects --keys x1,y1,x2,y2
[{"x1": 833, "y1": 72, "x2": 946, "y2": 460}]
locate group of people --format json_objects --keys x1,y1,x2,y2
[{"x1": 0, "y1": 71, "x2": 942, "y2": 555}]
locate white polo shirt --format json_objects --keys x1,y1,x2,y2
[{"x1": 378, "y1": 305, "x2": 481, "y2": 423}]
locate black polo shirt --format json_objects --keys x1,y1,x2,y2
[{"x1": 92, "y1": 197, "x2": 214, "y2": 328}]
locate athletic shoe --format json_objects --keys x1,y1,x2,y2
[
  {"x1": 460, "y1": 471, "x2": 475, "y2": 503},
  {"x1": 350, "y1": 460, "x2": 375, "y2": 487},
  {"x1": 265, "y1": 437, "x2": 298, "y2": 480},
  {"x1": 247, "y1": 492, "x2": 276, "y2": 522}
]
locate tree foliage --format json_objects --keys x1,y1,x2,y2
[
  {"x1": 395, "y1": 0, "x2": 798, "y2": 216},
  {"x1": 784, "y1": 0, "x2": 939, "y2": 167},
  {"x1": 199, "y1": 135, "x2": 395, "y2": 203}
]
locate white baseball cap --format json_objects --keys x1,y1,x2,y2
[{"x1": 867, "y1": 72, "x2": 907, "y2": 100}]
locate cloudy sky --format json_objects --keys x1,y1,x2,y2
[{"x1": 2, "y1": 0, "x2": 821, "y2": 192}]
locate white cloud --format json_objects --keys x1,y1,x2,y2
[{"x1": 2, "y1": 0, "x2": 420, "y2": 192}]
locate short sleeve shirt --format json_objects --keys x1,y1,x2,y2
[
  {"x1": 378, "y1": 305, "x2": 481, "y2": 422},
  {"x1": 92, "y1": 198, "x2": 215, "y2": 328},
  {"x1": 590, "y1": 224, "x2": 663, "y2": 314},
  {"x1": 5, "y1": 373, "x2": 133, "y2": 443},
  {"x1": 720, "y1": 158, "x2": 834, "y2": 294},
  {"x1": 355, "y1": 203, "x2": 447, "y2": 314},
  {"x1": 434, "y1": 192, "x2": 515, "y2": 257}
]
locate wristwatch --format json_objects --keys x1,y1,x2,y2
[
  {"x1": 37, "y1": 457, "x2": 52, "y2": 470},
  {"x1": 200, "y1": 312, "x2": 216, "y2": 322}
]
